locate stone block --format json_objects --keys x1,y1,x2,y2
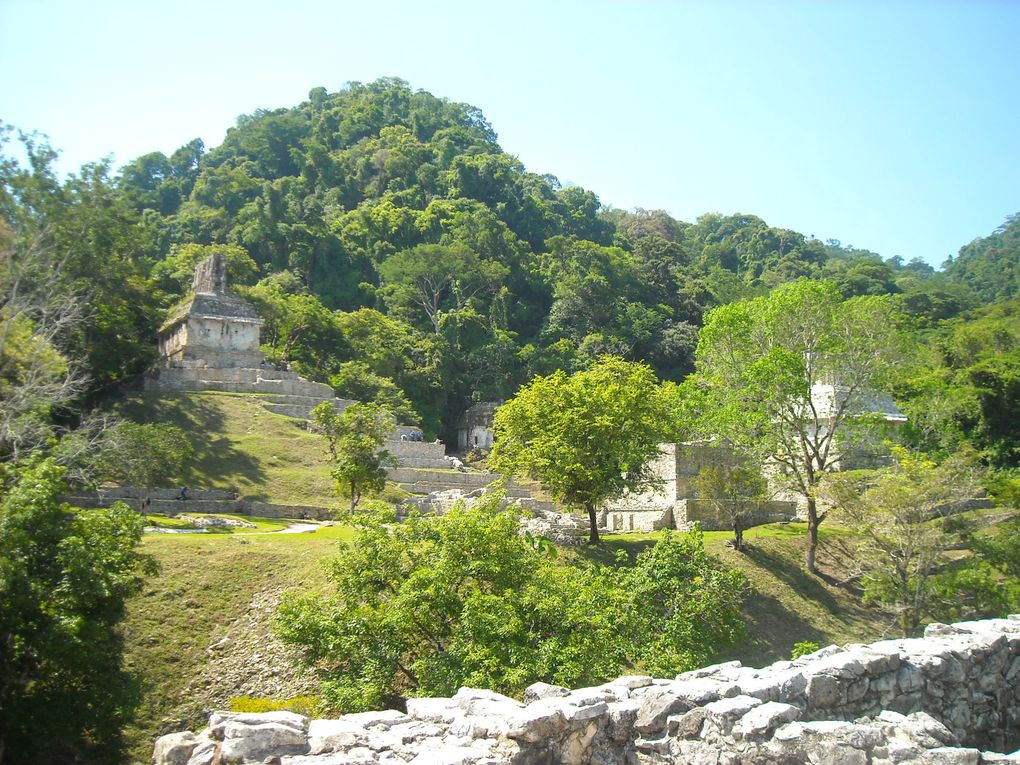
[
  {"x1": 738, "y1": 701, "x2": 801, "y2": 739},
  {"x1": 152, "y1": 731, "x2": 199, "y2": 765}
]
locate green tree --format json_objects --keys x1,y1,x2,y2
[
  {"x1": 625, "y1": 530, "x2": 747, "y2": 675},
  {"x1": 151, "y1": 243, "x2": 259, "y2": 295},
  {"x1": 378, "y1": 243, "x2": 508, "y2": 333},
  {"x1": 693, "y1": 461, "x2": 769, "y2": 552},
  {"x1": 55, "y1": 421, "x2": 194, "y2": 489},
  {"x1": 689, "y1": 280, "x2": 912, "y2": 573},
  {"x1": 329, "y1": 361, "x2": 419, "y2": 425},
  {"x1": 820, "y1": 447, "x2": 985, "y2": 635},
  {"x1": 311, "y1": 401, "x2": 396, "y2": 514},
  {"x1": 0, "y1": 458, "x2": 154, "y2": 765},
  {"x1": 489, "y1": 356, "x2": 670, "y2": 544}
]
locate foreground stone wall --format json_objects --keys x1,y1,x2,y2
[{"x1": 154, "y1": 616, "x2": 1020, "y2": 764}]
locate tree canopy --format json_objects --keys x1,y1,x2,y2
[
  {"x1": 687, "y1": 279, "x2": 913, "y2": 572},
  {"x1": 276, "y1": 498, "x2": 745, "y2": 712},
  {"x1": 489, "y1": 356, "x2": 670, "y2": 543},
  {"x1": 0, "y1": 458, "x2": 154, "y2": 765}
]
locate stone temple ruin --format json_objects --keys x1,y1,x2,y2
[
  {"x1": 139, "y1": 252, "x2": 547, "y2": 515},
  {"x1": 143, "y1": 252, "x2": 467, "y2": 470},
  {"x1": 601, "y1": 442, "x2": 799, "y2": 534}
]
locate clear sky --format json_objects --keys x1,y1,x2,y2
[{"x1": 2, "y1": 0, "x2": 1017, "y2": 268}]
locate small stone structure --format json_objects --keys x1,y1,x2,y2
[
  {"x1": 153, "y1": 615, "x2": 1020, "y2": 764},
  {"x1": 156, "y1": 252, "x2": 265, "y2": 370},
  {"x1": 601, "y1": 442, "x2": 797, "y2": 534},
  {"x1": 456, "y1": 401, "x2": 500, "y2": 452},
  {"x1": 400, "y1": 488, "x2": 586, "y2": 545}
]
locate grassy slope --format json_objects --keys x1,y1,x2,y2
[
  {"x1": 115, "y1": 392, "x2": 336, "y2": 507},
  {"x1": 121, "y1": 525, "x2": 354, "y2": 763},
  {"x1": 122, "y1": 521, "x2": 889, "y2": 761},
  {"x1": 116, "y1": 390, "x2": 1003, "y2": 761},
  {"x1": 582, "y1": 523, "x2": 890, "y2": 666}
]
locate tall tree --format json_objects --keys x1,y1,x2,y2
[
  {"x1": 489, "y1": 356, "x2": 669, "y2": 543},
  {"x1": 820, "y1": 447, "x2": 985, "y2": 635},
  {"x1": 378, "y1": 243, "x2": 507, "y2": 333},
  {"x1": 689, "y1": 279, "x2": 912, "y2": 573},
  {"x1": 311, "y1": 401, "x2": 396, "y2": 514}
]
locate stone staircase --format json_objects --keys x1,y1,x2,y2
[{"x1": 144, "y1": 364, "x2": 555, "y2": 514}]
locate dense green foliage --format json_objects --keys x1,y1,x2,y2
[
  {"x1": 896, "y1": 301, "x2": 1020, "y2": 468},
  {"x1": 2, "y1": 75, "x2": 1018, "y2": 762},
  {"x1": 489, "y1": 357, "x2": 671, "y2": 543},
  {"x1": 944, "y1": 214, "x2": 1020, "y2": 304},
  {"x1": 3, "y1": 82, "x2": 1018, "y2": 443},
  {"x1": 0, "y1": 458, "x2": 154, "y2": 765},
  {"x1": 821, "y1": 447, "x2": 990, "y2": 635},
  {"x1": 276, "y1": 499, "x2": 745, "y2": 712}
]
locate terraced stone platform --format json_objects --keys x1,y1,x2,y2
[{"x1": 63, "y1": 486, "x2": 332, "y2": 520}]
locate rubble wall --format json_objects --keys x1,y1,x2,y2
[{"x1": 154, "y1": 616, "x2": 1020, "y2": 764}]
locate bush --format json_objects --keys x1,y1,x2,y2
[
  {"x1": 276, "y1": 497, "x2": 747, "y2": 713},
  {"x1": 0, "y1": 457, "x2": 155, "y2": 764},
  {"x1": 228, "y1": 695, "x2": 319, "y2": 717},
  {"x1": 790, "y1": 641, "x2": 822, "y2": 660}
]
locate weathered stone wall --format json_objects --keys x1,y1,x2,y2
[
  {"x1": 601, "y1": 442, "x2": 799, "y2": 534},
  {"x1": 456, "y1": 401, "x2": 500, "y2": 452},
  {"x1": 154, "y1": 616, "x2": 1020, "y2": 765},
  {"x1": 676, "y1": 498, "x2": 799, "y2": 532}
]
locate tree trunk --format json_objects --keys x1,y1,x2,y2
[
  {"x1": 733, "y1": 521, "x2": 744, "y2": 552},
  {"x1": 806, "y1": 495, "x2": 820, "y2": 574},
  {"x1": 586, "y1": 503, "x2": 600, "y2": 545},
  {"x1": 350, "y1": 482, "x2": 358, "y2": 515}
]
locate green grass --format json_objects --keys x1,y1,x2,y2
[
  {"x1": 115, "y1": 392, "x2": 337, "y2": 507},
  {"x1": 144, "y1": 513, "x2": 300, "y2": 534}
]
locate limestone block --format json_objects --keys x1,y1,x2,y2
[
  {"x1": 737, "y1": 701, "x2": 801, "y2": 739},
  {"x1": 505, "y1": 699, "x2": 568, "y2": 744},
  {"x1": 608, "y1": 674, "x2": 655, "y2": 690},
  {"x1": 558, "y1": 719, "x2": 599, "y2": 765},
  {"x1": 523, "y1": 681, "x2": 571, "y2": 703},
  {"x1": 920, "y1": 748, "x2": 980, "y2": 764},
  {"x1": 152, "y1": 731, "x2": 199, "y2": 765},
  {"x1": 184, "y1": 741, "x2": 218, "y2": 765},
  {"x1": 307, "y1": 718, "x2": 370, "y2": 754},
  {"x1": 806, "y1": 673, "x2": 844, "y2": 708},
  {"x1": 218, "y1": 720, "x2": 309, "y2": 761},
  {"x1": 559, "y1": 701, "x2": 608, "y2": 723},
  {"x1": 406, "y1": 697, "x2": 460, "y2": 724},
  {"x1": 605, "y1": 699, "x2": 640, "y2": 741},
  {"x1": 634, "y1": 689, "x2": 691, "y2": 734}
]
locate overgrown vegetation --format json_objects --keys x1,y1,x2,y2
[
  {"x1": 1, "y1": 77, "x2": 1019, "y2": 764},
  {"x1": 0, "y1": 459, "x2": 154, "y2": 765},
  {"x1": 275, "y1": 498, "x2": 746, "y2": 713}
]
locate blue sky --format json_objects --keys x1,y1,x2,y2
[{"x1": 2, "y1": 0, "x2": 1017, "y2": 268}]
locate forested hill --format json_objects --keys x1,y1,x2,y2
[{"x1": 2, "y1": 78, "x2": 1017, "y2": 439}]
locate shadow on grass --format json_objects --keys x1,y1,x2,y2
[
  {"x1": 116, "y1": 393, "x2": 267, "y2": 495},
  {"x1": 725, "y1": 589, "x2": 832, "y2": 666},
  {"x1": 743, "y1": 544, "x2": 841, "y2": 614}
]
